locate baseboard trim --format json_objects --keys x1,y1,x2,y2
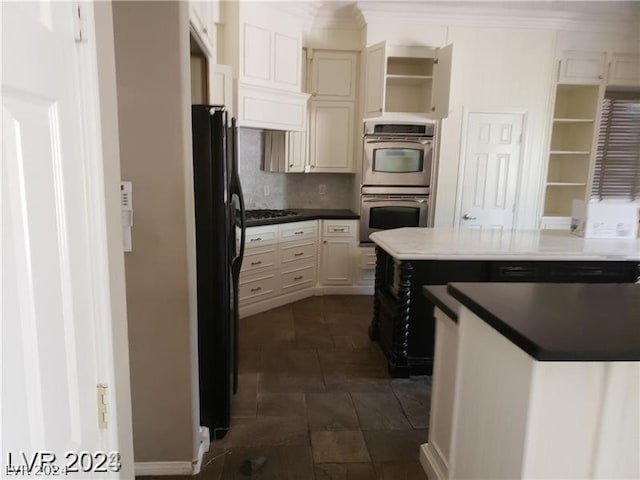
[
  {"x1": 315, "y1": 285, "x2": 374, "y2": 295},
  {"x1": 134, "y1": 461, "x2": 193, "y2": 476},
  {"x1": 419, "y1": 442, "x2": 448, "y2": 480},
  {"x1": 239, "y1": 284, "x2": 375, "y2": 318},
  {"x1": 239, "y1": 287, "x2": 315, "y2": 318}
]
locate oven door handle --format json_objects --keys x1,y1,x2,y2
[
  {"x1": 363, "y1": 198, "x2": 427, "y2": 204},
  {"x1": 364, "y1": 138, "x2": 432, "y2": 145}
]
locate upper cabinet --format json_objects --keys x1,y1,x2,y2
[
  {"x1": 557, "y1": 50, "x2": 607, "y2": 85},
  {"x1": 363, "y1": 41, "x2": 453, "y2": 120},
  {"x1": 309, "y1": 50, "x2": 358, "y2": 101},
  {"x1": 608, "y1": 53, "x2": 640, "y2": 87},
  {"x1": 234, "y1": 4, "x2": 302, "y2": 92},
  {"x1": 189, "y1": 1, "x2": 216, "y2": 57},
  {"x1": 222, "y1": 2, "x2": 308, "y2": 130}
]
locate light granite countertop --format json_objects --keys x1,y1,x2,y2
[{"x1": 369, "y1": 227, "x2": 640, "y2": 261}]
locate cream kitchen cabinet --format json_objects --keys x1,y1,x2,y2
[
  {"x1": 363, "y1": 42, "x2": 453, "y2": 120},
  {"x1": 189, "y1": 1, "x2": 215, "y2": 56},
  {"x1": 224, "y1": 2, "x2": 303, "y2": 93},
  {"x1": 608, "y1": 53, "x2": 640, "y2": 87},
  {"x1": 319, "y1": 220, "x2": 357, "y2": 285},
  {"x1": 308, "y1": 50, "x2": 358, "y2": 101},
  {"x1": 557, "y1": 50, "x2": 607, "y2": 85},
  {"x1": 263, "y1": 129, "x2": 306, "y2": 173},
  {"x1": 308, "y1": 101, "x2": 355, "y2": 173}
]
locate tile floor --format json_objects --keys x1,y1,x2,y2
[{"x1": 138, "y1": 295, "x2": 431, "y2": 480}]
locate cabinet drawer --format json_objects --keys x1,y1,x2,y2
[
  {"x1": 241, "y1": 247, "x2": 277, "y2": 273},
  {"x1": 489, "y1": 262, "x2": 544, "y2": 282},
  {"x1": 280, "y1": 264, "x2": 315, "y2": 292},
  {"x1": 245, "y1": 225, "x2": 278, "y2": 249},
  {"x1": 322, "y1": 220, "x2": 356, "y2": 237},
  {"x1": 279, "y1": 241, "x2": 317, "y2": 266},
  {"x1": 279, "y1": 221, "x2": 317, "y2": 242},
  {"x1": 547, "y1": 262, "x2": 636, "y2": 283},
  {"x1": 239, "y1": 272, "x2": 277, "y2": 304},
  {"x1": 360, "y1": 247, "x2": 377, "y2": 269}
]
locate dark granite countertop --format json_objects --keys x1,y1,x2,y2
[
  {"x1": 447, "y1": 283, "x2": 640, "y2": 362},
  {"x1": 245, "y1": 209, "x2": 359, "y2": 227},
  {"x1": 422, "y1": 286, "x2": 462, "y2": 321}
]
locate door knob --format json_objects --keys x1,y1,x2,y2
[{"x1": 462, "y1": 213, "x2": 477, "y2": 220}]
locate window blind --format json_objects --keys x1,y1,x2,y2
[{"x1": 591, "y1": 92, "x2": 640, "y2": 201}]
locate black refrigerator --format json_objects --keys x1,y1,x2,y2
[{"x1": 191, "y1": 105, "x2": 245, "y2": 440}]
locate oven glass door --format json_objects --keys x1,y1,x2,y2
[
  {"x1": 363, "y1": 139, "x2": 432, "y2": 186},
  {"x1": 360, "y1": 197, "x2": 429, "y2": 242}
]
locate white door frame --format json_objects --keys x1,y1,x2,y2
[{"x1": 453, "y1": 108, "x2": 528, "y2": 229}]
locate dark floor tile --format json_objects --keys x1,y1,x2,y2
[
  {"x1": 323, "y1": 363, "x2": 391, "y2": 393},
  {"x1": 311, "y1": 431, "x2": 371, "y2": 463},
  {"x1": 231, "y1": 373, "x2": 257, "y2": 418},
  {"x1": 261, "y1": 347, "x2": 321, "y2": 372},
  {"x1": 291, "y1": 296, "x2": 326, "y2": 316},
  {"x1": 295, "y1": 318, "x2": 335, "y2": 348},
  {"x1": 348, "y1": 296, "x2": 375, "y2": 315},
  {"x1": 215, "y1": 416, "x2": 309, "y2": 448},
  {"x1": 390, "y1": 378, "x2": 431, "y2": 429},
  {"x1": 323, "y1": 295, "x2": 354, "y2": 313},
  {"x1": 259, "y1": 370, "x2": 326, "y2": 393},
  {"x1": 257, "y1": 392, "x2": 306, "y2": 417},
  {"x1": 198, "y1": 447, "x2": 227, "y2": 480},
  {"x1": 363, "y1": 430, "x2": 427, "y2": 462},
  {"x1": 307, "y1": 392, "x2": 360, "y2": 431},
  {"x1": 318, "y1": 348, "x2": 386, "y2": 367},
  {"x1": 220, "y1": 445, "x2": 314, "y2": 479},
  {"x1": 351, "y1": 392, "x2": 411, "y2": 430},
  {"x1": 240, "y1": 314, "x2": 296, "y2": 348},
  {"x1": 314, "y1": 463, "x2": 378, "y2": 480},
  {"x1": 373, "y1": 461, "x2": 428, "y2": 480}
]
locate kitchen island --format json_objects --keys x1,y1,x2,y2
[
  {"x1": 424, "y1": 282, "x2": 639, "y2": 480},
  {"x1": 369, "y1": 227, "x2": 640, "y2": 376}
]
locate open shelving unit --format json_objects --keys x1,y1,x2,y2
[
  {"x1": 384, "y1": 55, "x2": 435, "y2": 114},
  {"x1": 541, "y1": 84, "x2": 601, "y2": 227}
]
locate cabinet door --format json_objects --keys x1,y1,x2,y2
[
  {"x1": 210, "y1": 64, "x2": 233, "y2": 114},
  {"x1": 273, "y1": 31, "x2": 300, "y2": 90},
  {"x1": 310, "y1": 50, "x2": 358, "y2": 101},
  {"x1": 242, "y1": 22, "x2": 272, "y2": 83},
  {"x1": 431, "y1": 43, "x2": 453, "y2": 119},
  {"x1": 320, "y1": 238, "x2": 354, "y2": 285},
  {"x1": 363, "y1": 41, "x2": 386, "y2": 117},
  {"x1": 308, "y1": 101, "x2": 354, "y2": 173},
  {"x1": 558, "y1": 50, "x2": 606, "y2": 84},
  {"x1": 285, "y1": 131, "x2": 306, "y2": 172},
  {"x1": 608, "y1": 53, "x2": 640, "y2": 87},
  {"x1": 190, "y1": 1, "x2": 214, "y2": 56}
]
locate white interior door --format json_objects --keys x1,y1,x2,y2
[
  {"x1": 2, "y1": 2, "x2": 122, "y2": 476},
  {"x1": 458, "y1": 112, "x2": 524, "y2": 230}
]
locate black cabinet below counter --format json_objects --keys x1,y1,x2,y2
[{"x1": 370, "y1": 247, "x2": 639, "y2": 377}]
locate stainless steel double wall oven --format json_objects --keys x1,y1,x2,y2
[{"x1": 360, "y1": 121, "x2": 435, "y2": 242}]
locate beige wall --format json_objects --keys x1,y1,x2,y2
[{"x1": 112, "y1": 0, "x2": 199, "y2": 463}]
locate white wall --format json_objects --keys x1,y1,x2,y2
[{"x1": 437, "y1": 26, "x2": 556, "y2": 228}]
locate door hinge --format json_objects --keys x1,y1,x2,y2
[
  {"x1": 97, "y1": 384, "x2": 108, "y2": 429},
  {"x1": 73, "y1": 2, "x2": 88, "y2": 43}
]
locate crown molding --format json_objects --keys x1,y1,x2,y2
[{"x1": 354, "y1": 1, "x2": 640, "y2": 33}]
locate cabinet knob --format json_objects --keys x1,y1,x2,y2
[
  {"x1": 311, "y1": 165, "x2": 316, "y2": 169},
  {"x1": 378, "y1": 108, "x2": 382, "y2": 112},
  {"x1": 431, "y1": 106, "x2": 436, "y2": 112},
  {"x1": 202, "y1": 26, "x2": 208, "y2": 34},
  {"x1": 462, "y1": 213, "x2": 477, "y2": 220},
  {"x1": 312, "y1": 92, "x2": 317, "y2": 96},
  {"x1": 289, "y1": 164, "x2": 293, "y2": 168},
  {"x1": 323, "y1": 240, "x2": 327, "y2": 244}
]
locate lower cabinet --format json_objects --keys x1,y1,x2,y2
[
  {"x1": 319, "y1": 220, "x2": 357, "y2": 285},
  {"x1": 239, "y1": 219, "x2": 372, "y2": 317}
]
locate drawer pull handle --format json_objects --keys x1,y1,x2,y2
[
  {"x1": 250, "y1": 237, "x2": 262, "y2": 242},
  {"x1": 250, "y1": 287, "x2": 262, "y2": 292},
  {"x1": 251, "y1": 261, "x2": 263, "y2": 266},
  {"x1": 333, "y1": 228, "x2": 345, "y2": 232},
  {"x1": 294, "y1": 252, "x2": 304, "y2": 257},
  {"x1": 293, "y1": 275, "x2": 304, "y2": 280},
  {"x1": 294, "y1": 231, "x2": 305, "y2": 235}
]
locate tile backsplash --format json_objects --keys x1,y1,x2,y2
[{"x1": 238, "y1": 128, "x2": 355, "y2": 210}]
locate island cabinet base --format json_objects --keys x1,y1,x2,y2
[{"x1": 370, "y1": 247, "x2": 639, "y2": 377}]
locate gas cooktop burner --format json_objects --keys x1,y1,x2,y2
[{"x1": 245, "y1": 209, "x2": 300, "y2": 220}]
